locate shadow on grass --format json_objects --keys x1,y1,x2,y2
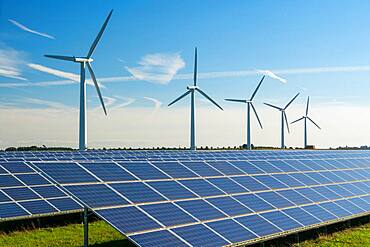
[{"x1": 89, "y1": 239, "x2": 135, "y2": 247}]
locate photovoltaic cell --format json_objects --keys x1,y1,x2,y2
[
  {"x1": 130, "y1": 230, "x2": 187, "y2": 247},
  {"x1": 179, "y1": 179, "x2": 225, "y2": 197},
  {"x1": 207, "y1": 219, "x2": 257, "y2": 243},
  {"x1": 111, "y1": 182, "x2": 165, "y2": 203},
  {"x1": 147, "y1": 181, "x2": 197, "y2": 200},
  {"x1": 176, "y1": 199, "x2": 226, "y2": 221},
  {"x1": 236, "y1": 214, "x2": 281, "y2": 236},
  {"x1": 206, "y1": 196, "x2": 252, "y2": 216}
]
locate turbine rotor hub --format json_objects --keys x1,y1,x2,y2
[{"x1": 187, "y1": 86, "x2": 199, "y2": 91}]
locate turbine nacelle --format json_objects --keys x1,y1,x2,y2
[
  {"x1": 74, "y1": 57, "x2": 94, "y2": 63},
  {"x1": 187, "y1": 86, "x2": 199, "y2": 91}
]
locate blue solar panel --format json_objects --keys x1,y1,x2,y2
[
  {"x1": 319, "y1": 201, "x2": 351, "y2": 218},
  {"x1": 152, "y1": 162, "x2": 199, "y2": 178},
  {"x1": 234, "y1": 194, "x2": 274, "y2": 212},
  {"x1": 172, "y1": 224, "x2": 229, "y2": 247},
  {"x1": 282, "y1": 207, "x2": 320, "y2": 226},
  {"x1": 334, "y1": 199, "x2": 364, "y2": 215},
  {"x1": 207, "y1": 219, "x2": 258, "y2": 243},
  {"x1": 228, "y1": 161, "x2": 264, "y2": 174},
  {"x1": 261, "y1": 210, "x2": 302, "y2": 231},
  {"x1": 80, "y1": 162, "x2": 136, "y2": 182},
  {"x1": 257, "y1": 191, "x2": 295, "y2": 208},
  {"x1": 0, "y1": 175, "x2": 23, "y2": 187},
  {"x1": 231, "y1": 176, "x2": 268, "y2": 191},
  {"x1": 179, "y1": 179, "x2": 225, "y2": 197},
  {"x1": 111, "y1": 182, "x2": 166, "y2": 203},
  {"x1": 181, "y1": 161, "x2": 223, "y2": 176},
  {"x1": 1, "y1": 162, "x2": 33, "y2": 173},
  {"x1": 207, "y1": 161, "x2": 244, "y2": 175},
  {"x1": 249, "y1": 160, "x2": 282, "y2": 173},
  {"x1": 119, "y1": 162, "x2": 170, "y2": 180},
  {"x1": 301, "y1": 204, "x2": 337, "y2": 222},
  {"x1": 276, "y1": 189, "x2": 312, "y2": 205},
  {"x1": 47, "y1": 198, "x2": 81, "y2": 211},
  {"x1": 0, "y1": 190, "x2": 11, "y2": 202},
  {"x1": 176, "y1": 199, "x2": 226, "y2": 221},
  {"x1": 236, "y1": 214, "x2": 281, "y2": 236},
  {"x1": 295, "y1": 187, "x2": 327, "y2": 202},
  {"x1": 147, "y1": 181, "x2": 197, "y2": 200},
  {"x1": 207, "y1": 177, "x2": 246, "y2": 194},
  {"x1": 15, "y1": 174, "x2": 50, "y2": 185},
  {"x1": 140, "y1": 203, "x2": 196, "y2": 227},
  {"x1": 0, "y1": 203, "x2": 29, "y2": 219},
  {"x1": 35, "y1": 163, "x2": 98, "y2": 183},
  {"x1": 32, "y1": 185, "x2": 66, "y2": 198},
  {"x1": 3, "y1": 187, "x2": 41, "y2": 200},
  {"x1": 130, "y1": 230, "x2": 187, "y2": 247},
  {"x1": 253, "y1": 175, "x2": 288, "y2": 189},
  {"x1": 19, "y1": 200, "x2": 57, "y2": 214},
  {"x1": 65, "y1": 184, "x2": 129, "y2": 207},
  {"x1": 206, "y1": 196, "x2": 252, "y2": 216},
  {"x1": 97, "y1": 206, "x2": 161, "y2": 233}
]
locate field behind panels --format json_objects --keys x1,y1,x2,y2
[{"x1": 1, "y1": 150, "x2": 370, "y2": 246}]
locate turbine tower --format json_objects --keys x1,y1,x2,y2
[
  {"x1": 225, "y1": 76, "x2": 265, "y2": 149},
  {"x1": 168, "y1": 48, "x2": 223, "y2": 150},
  {"x1": 291, "y1": 96, "x2": 321, "y2": 148},
  {"x1": 264, "y1": 93, "x2": 300, "y2": 149},
  {"x1": 44, "y1": 10, "x2": 113, "y2": 150}
]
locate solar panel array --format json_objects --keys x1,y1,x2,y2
[
  {"x1": 0, "y1": 161, "x2": 82, "y2": 221},
  {"x1": 30, "y1": 151, "x2": 370, "y2": 247}
]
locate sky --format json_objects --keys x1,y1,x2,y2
[{"x1": 1, "y1": 0, "x2": 370, "y2": 149}]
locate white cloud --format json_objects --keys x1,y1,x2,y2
[
  {"x1": 3, "y1": 64, "x2": 370, "y2": 88},
  {"x1": 112, "y1": 96, "x2": 136, "y2": 109},
  {"x1": 125, "y1": 53, "x2": 185, "y2": 84},
  {"x1": 27, "y1": 63, "x2": 104, "y2": 87},
  {"x1": 143, "y1": 96, "x2": 162, "y2": 110},
  {"x1": 20, "y1": 97, "x2": 68, "y2": 109},
  {"x1": 9, "y1": 19, "x2": 55, "y2": 39},
  {"x1": 0, "y1": 47, "x2": 27, "y2": 81}
]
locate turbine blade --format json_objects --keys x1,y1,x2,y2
[
  {"x1": 264, "y1": 103, "x2": 282, "y2": 110},
  {"x1": 306, "y1": 96, "x2": 310, "y2": 116},
  {"x1": 284, "y1": 92, "x2": 300, "y2": 110},
  {"x1": 291, "y1": 117, "x2": 304, "y2": 124},
  {"x1": 250, "y1": 75, "x2": 265, "y2": 101},
  {"x1": 193, "y1": 47, "x2": 197, "y2": 86},
  {"x1": 87, "y1": 63, "x2": 107, "y2": 115},
  {"x1": 87, "y1": 9, "x2": 113, "y2": 58},
  {"x1": 168, "y1": 90, "x2": 190, "y2": 106},
  {"x1": 224, "y1": 99, "x2": 247, "y2": 103},
  {"x1": 284, "y1": 112, "x2": 290, "y2": 133},
  {"x1": 307, "y1": 116, "x2": 321, "y2": 129},
  {"x1": 251, "y1": 103, "x2": 263, "y2": 129},
  {"x1": 196, "y1": 88, "x2": 223, "y2": 110},
  {"x1": 44, "y1": 55, "x2": 75, "y2": 62}
]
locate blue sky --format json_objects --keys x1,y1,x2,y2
[{"x1": 1, "y1": 1, "x2": 370, "y2": 148}]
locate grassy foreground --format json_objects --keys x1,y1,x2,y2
[
  {"x1": 0, "y1": 220, "x2": 132, "y2": 247},
  {"x1": 1, "y1": 220, "x2": 370, "y2": 246},
  {"x1": 295, "y1": 222, "x2": 370, "y2": 247}
]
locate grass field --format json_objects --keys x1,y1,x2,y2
[{"x1": 1, "y1": 220, "x2": 370, "y2": 247}]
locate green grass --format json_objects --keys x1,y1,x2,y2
[
  {"x1": 0, "y1": 220, "x2": 133, "y2": 247},
  {"x1": 296, "y1": 222, "x2": 370, "y2": 247},
  {"x1": 1, "y1": 220, "x2": 370, "y2": 247}
]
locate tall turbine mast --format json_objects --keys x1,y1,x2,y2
[
  {"x1": 44, "y1": 10, "x2": 113, "y2": 150},
  {"x1": 291, "y1": 96, "x2": 321, "y2": 148},
  {"x1": 225, "y1": 76, "x2": 265, "y2": 149},
  {"x1": 264, "y1": 93, "x2": 300, "y2": 149},
  {"x1": 168, "y1": 48, "x2": 223, "y2": 150}
]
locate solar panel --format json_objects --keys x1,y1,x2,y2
[{"x1": 2, "y1": 149, "x2": 370, "y2": 246}]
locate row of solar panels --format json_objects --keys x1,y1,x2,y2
[
  {"x1": 0, "y1": 161, "x2": 81, "y2": 221},
  {"x1": 1, "y1": 150, "x2": 370, "y2": 162},
  {"x1": 30, "y1": 154, "x2": 370, "y2": 246}
]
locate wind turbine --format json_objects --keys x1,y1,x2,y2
[
  {"x1": 291, "y1": 96, "x2": 321, "y2": 148},
  {"x1": 225, "y1": 76, "x2": 265, "y2": 149},
  {"x1": 44, "y1": 10, "x2": 113, "y2": 150},
  {"x1": 264, "y1": 93, "x2": 300, "y2": 149},
  {"x1": 168, "y1": 48, "x2": 223, "y2": 150}
]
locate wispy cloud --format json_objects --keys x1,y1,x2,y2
[
  {"x1": 113, "y1": 96, "x2": 136, "y2": 109},
  {"x1": 126, "y1": 53, "x2": 185, "y2": 84},
  {"x1": 9, "y1": 19, "x2": 55, "y2": 39},
  {"x1": 258, "y1": 69, "x2": 287, "y2": 83},
  {"x1": 143, "y1": 97, "x2": 162, "y2": 110},
  {"x1": 0, "y1": 46, "x2": 27, "y2": 81},
  {"x1": 21, "y1": 97, "x2": 67, "y2": 109},
  {"x1": 3, "y1": 64, "x2": 370, "y2": 88},
  {"x1": 27, "y1": 63, "x2": 104, "y2": 87}
]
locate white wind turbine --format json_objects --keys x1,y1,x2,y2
[
  {"x1": 264, "y1": 93, "x2": 300, "y2": 149},
  {"x1": 168, "y1": 48, "x2": 223, "y2": 150},
  {"x1": 44, "y1": 10, "x2": 113, "y2": 150},
  {"x1": 225, "y1": 76, "x2": 265, "y2": 149},
  {"x1": 291, "y1": 96, "x2": 321, "y2": 148}
]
